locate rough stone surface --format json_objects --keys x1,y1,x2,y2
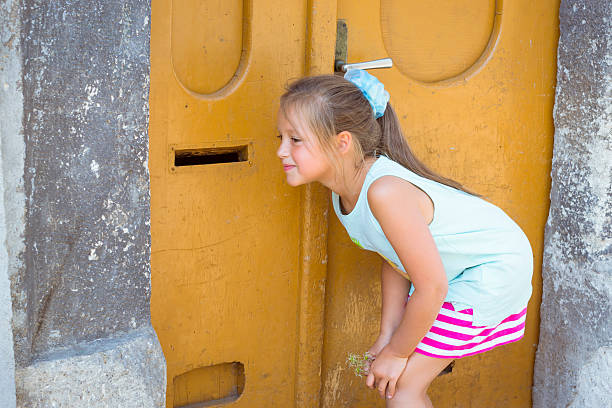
[
  {"x1": 0, "y1": 166, "x2": 17, "y2": 408},
  {"x1": 15, "y1": 327, "x2": 166, "y2": 407},
  {"x1": 567, "y1": 346, "x2": 612, "y2": 408},
  {"x1": 13, "y1": 0, "x2": 154, "y2": 366},
  {"x1": 2, "y1": 0, "x2": 166, "y2": 405},
  {"x1": 0, "y1": 0, "x2": 24, "y2": 406},
  {"x1": 532, "y1": 0, "x2": 612, "y2": 407}
]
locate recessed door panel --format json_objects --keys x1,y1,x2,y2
[
  {"x1": 381, "y1": 0, "x2": 497, "y2": 82},
  {"x1": 171, "y1": 0, "x2": 248, "y2": 96}
]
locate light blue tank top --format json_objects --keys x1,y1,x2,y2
[{"x1": 331, "y1": 155, "x2": 533, "y2": 326}]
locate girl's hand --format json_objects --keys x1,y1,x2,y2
[
  {"x1": 364, "y1": 332, "x2": 393, "y2": 376},
  {"x1": 365, "y1": 346, "x2": 408, "y2": 400}
]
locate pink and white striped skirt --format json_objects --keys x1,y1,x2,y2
[{"x1": 413, "y1": 302, "x2": 527, "y2": 359}]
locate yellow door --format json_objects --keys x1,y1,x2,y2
[
  {"x1": 321, "y1": 1, "x2": 558, "y2": 407},
  {"x1": 151, "y1": 0, "x2": 558, "y2": 407},
  {"x1": 149, "y1": 0, "x2": 334, "y2": 407}
]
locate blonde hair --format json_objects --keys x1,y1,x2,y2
[{"x1": 280, "y1": 74, "x2": 478, "y2": 195}]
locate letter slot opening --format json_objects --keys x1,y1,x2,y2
[{"x1": 174, "y1": 145, "x2": 249, "y2": 167}]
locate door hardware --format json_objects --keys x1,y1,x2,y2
[{"x1": 335, "y1": 57, "x2": 393, "y2": 73}]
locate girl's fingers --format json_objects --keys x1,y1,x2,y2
[
  {"x1": 377, "y1": 378, "x2": 389, "y2": 398},
  {"x1": 365, "y1": 372, "x2": 375, "y2": 389},
  {"x1": 387, "y1": 378, "x2": 398, "y2": 399}
]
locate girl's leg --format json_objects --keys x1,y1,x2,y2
[{"x1": 386, "y1": 353, "x2": 454, "y2": 408}]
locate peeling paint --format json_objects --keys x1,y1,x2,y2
[{"x1": 322, "y1": 363, "x2": 345, "y2": 407}]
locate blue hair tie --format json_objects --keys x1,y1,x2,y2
[{"x1": 344, "y1": 69, "x2": 390, "y2": 119}]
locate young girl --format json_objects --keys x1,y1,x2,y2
[{"x1": 276, "y1": 70, "x2": 533, "y2": 407}]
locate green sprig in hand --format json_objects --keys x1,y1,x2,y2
[{"x1": 346, "y1": 351, "x2": 375, "y2": 377}]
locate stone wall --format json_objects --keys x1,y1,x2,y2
[
  {"x1": 1, "y1": 1, "x2": 24, "y2": 406},
  {"x1": 0, "y1": 1, "x2": 165, "y2": 406},
  {"x1": 533, "y1": 0, "x2": 611, "y2": 407}
]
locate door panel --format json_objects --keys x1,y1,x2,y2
[
  {"x1": 150, "y1": 0, "x2": 310, "y2": 406},
  {"x1": 171, "y1": 0, "x2": 246, "y2": 94},
  {"x1": 381, "y1": 0, "x2": 497, "y2": 82},
  {"x1": 321, "y1": 1, "x2": 558, "y2": 406}
]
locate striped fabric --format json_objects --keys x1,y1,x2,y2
[{"x1": 414, "y1": 302, "x2": 527, "y2": 359}]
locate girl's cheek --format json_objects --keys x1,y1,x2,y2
[{"x1": 291, "y1": 146, "x2": 302, "y2": 161}]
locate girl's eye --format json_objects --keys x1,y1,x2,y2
[{"x1": 277, "y1": 133, "x2": 302, "y2": 143}]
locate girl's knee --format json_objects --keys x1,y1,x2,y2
[
  {"x1": 395, "y1": 377, "x2": 429, "y2": 400},
  {"x1": 386, "y1": 387, "x2": 430, "y2": 408},
  {"x1": 396, "y1": 366, "x2": 431, "y2": 396},
  {"x1": 394, "y1": 354, "x2": 452, "y2": 398}
]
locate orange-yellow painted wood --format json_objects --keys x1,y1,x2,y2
[
  {"x1": 381, "y1": 0, "x2": 496, "y2": 82},
  {"x1": 171, "y1": 0, "x2": 244, "y2": 94},
  {"x1": 320, "y1": 0, "x2": 558, "y2": 407},
  {"x1": 173, "y1": 362, "x2": 245, "y2": 407},
  {"x1": 151, "y1": 0, "x2": 558, "y2": 406},
  {"x1": 150, "y1": 0, "x2": 314, "y2": 406},
  {"x1": 294, "y1": 2, "x2": 337, "y2": 407}
]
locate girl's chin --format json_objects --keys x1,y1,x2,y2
[
  {"x1": 285, "y1": 175, "x2": 307, "y2": 187},
  {"x1": 286, "y1": 179, "x2": 304, "y2": 187}
]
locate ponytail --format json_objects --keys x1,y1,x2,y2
[{"x1": 377, "y1": 104, "x2": 479, "y2": 196}]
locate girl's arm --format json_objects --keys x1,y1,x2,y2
[
  {"x1": 366, "y1": 260, "x2": 411, "y2": 360},
  {"x1": 379, "y1": 259, "x2": 411, "y2": 338},
  {"x1": 367, "y1": 176, "x2": 448, "y2": 358}
]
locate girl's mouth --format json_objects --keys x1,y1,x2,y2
[{"x1": 283, "y1": 165, "x2": 296, "y2": 172}]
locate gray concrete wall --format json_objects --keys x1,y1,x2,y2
[
  {"x1": 0, "y1": 158, "x2": 17, "y2": 408},
  {"x1": 0, "y1": 0, "x2": 24, "y2": 406},
  {"x1": 1, "y1": 0, "x2": 165, "y2": 406},
  {"x1": 16, "y1": 0, "x2": 153, "y2": 364},
  {"x1": 533, "y1": 0, "x2": 612, "y2": 407}
]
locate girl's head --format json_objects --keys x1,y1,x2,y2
[
  {"x1": 278, "y1": 74, "x2": 384, "y2": 174},
  {"x1": 277, "y1": 73, "x2": 477, "y2": 195}
]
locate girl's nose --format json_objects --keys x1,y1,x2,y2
[{"x1": 277, "y1": 139, "x2": 289, "y2": 159}]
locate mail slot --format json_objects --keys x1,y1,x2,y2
[{"x1": 173, "y1": 145, "x2": 249, "y2": 167}]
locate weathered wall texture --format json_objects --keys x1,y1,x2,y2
[
  {"x1": 1, "y1": 0, "x2": 166, "y2": 406},
  {"x1": 533, "y1": 1, "x2": 612, "y2": 407},
  {"x1": 15, "y1": 0, "x2": 153, "y2": 364},
  {"x1": 1, "y1": 0, "x2": 24, "y2": 406},
  {"x1": 16, "y1": 326, "x2": 164, "y2": 407}
]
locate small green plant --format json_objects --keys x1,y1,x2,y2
[{"x1": 346, "y1": 351, "x2": 375, "y2": 377}]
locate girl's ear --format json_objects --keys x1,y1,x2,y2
[{"x1": 335, "y1": 131, "x2": 353, "y2": 155}]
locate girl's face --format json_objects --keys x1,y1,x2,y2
[{"x1": 276, "y1": 108, "x2": 333, "y2": 187}]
